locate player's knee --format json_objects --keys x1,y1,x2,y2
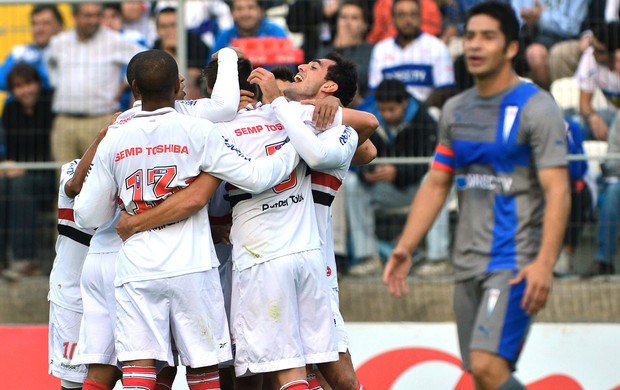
[{"x1": 469, "y1": 351, "x2": 510, "y2": 389}]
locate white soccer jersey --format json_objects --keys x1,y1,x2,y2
[
  {"x1": 48, "y1": 160, "x2": 96, "y2": 313},
  {"x1": 74, "y1": 107, "x2": 299, "y2": 285},
  {"x1": 368, "y1": 33, "x2": 455, "y2": 101},
  {"x1": 219, "y1": 103, "x2": 326, "y2": 271},
  {"x1": 271, "y1": 97, "x2": 357, "y2": 290},
  {"x1": 576, "y1": 46, "x2": 620, "y2": 108}
]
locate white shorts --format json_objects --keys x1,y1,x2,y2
[
  {"x1": 231, "y1": 250, "x2": 338, "y2": 377},
  {"x1": 73, "y1": 252, "x2": 118, "y2": 365},
  {"x1": 216, "y1": 244, "x2": 234, "y2": 369},
  {"x1": 329, "y1": 287, "x2": 349, "y2": 353},
  {"x1": 115, "y1": 270, "x2": 232, "y2": 368},
  {"x1": 48, "y1": 303, "x2": 87, "y2": 383}
]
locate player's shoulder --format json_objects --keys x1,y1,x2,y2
[{"x1": 443, "y1": 87, "x2": 476, "y2": 112}]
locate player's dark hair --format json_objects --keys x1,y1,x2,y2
[
  {"x1": 375, "y1": 79, "x2": 409, "y2": 103},
  {"x1": 323, "y1": 51, "x2": 358, "y2": 107},
  {"x1": 203, "y1": 57, "x2": 259, "y2": 98},
  {"x1": 466, "y1": 1, "x2": 520, "y2": 44},
  {"x1": 270, "y1": 66, "x2": 295, "y2": 82},
  {"x1": 392, "y1": 0, "x2": 419, "y2": 16},
  {"x1": 591, "y1": 21, "x2": 620, "y2": 53},
  {"x1": 31, "y1": 4, "x2": 64, "y2": 26},
  {"x1": 132, "y1": 50, "x2": 179, "y2": 100},
  {"x1": 7, "y1": 63, "x2": 41, "y2": 92}
]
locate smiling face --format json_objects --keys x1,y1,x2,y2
[
  {"x1": 232, "y1": 0, "x2": 263, "y2": 36},
  {"x1": 284, "y1": 58, "x2": 337, "y2": 101},
  {"x1": 463, "y1": 14, "x2": 517, "y2": 80}
]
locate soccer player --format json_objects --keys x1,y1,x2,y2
[
  {"x1": 72, "y1": 47, "x2": 245, "y2": 390},
  {"x1": 73, "y1": 49, "x2": 299, "y2": 390},
  {"x1": 383, "y1": 2, "x2": 570, "y2": 390}
]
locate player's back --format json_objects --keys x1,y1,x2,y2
[
  {"x1": 101, "y1": 107, "x2": 219, "y2": 285},
  {"x1": 218, "y1": 105, "x2": 320, "y2": 271}
]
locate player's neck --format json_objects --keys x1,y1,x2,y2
[
  {"x1": 475, "y1": 66, "x2": 519, "y2": 97},
  {"x1": 141, "y1": 99, "x2": 175, "y2": 112}
]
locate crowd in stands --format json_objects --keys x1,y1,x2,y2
[{"x1": 0, "y1": 0, "x2": 619, "y2": 278}]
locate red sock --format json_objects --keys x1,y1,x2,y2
[
  {"x1": 186, "y1": 371, "x2": 220, "y2": 389},
  {"x1": 123, "y1": 365, "x2": 157, "y2": 390},
  {"x1": 82, "y1": 379, "x2": 113, "y2": 390},
  {"x1": 280, "y1": 380, "x2": 310, "y2": 390},
  {"x1": 306, "y1": 373, "x2": 323, "y2": 390}
]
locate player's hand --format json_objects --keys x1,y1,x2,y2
[
  {"x1": 239, "y1": 89, "x2": 256, "y2": 109},
  {"x1": 300, "y1": 95, "x2": 341, "y2": 130},
  {"x1": 247, "y1": 67, "x2": 281, "y2": 104},
  {"x1": 115, "y1": 210, "x2": 137, "y2": 241},
  {"x1": 363, "y1": 164, "x2": 397, "y2": 183},
  {"x1": 509, "y1": 260, "x2": 553, "y2": 315},
  {"x1": 211, "y1": 224, "x2": 231, "y2": 245},
  {"x1": 384, "y1": 245, "x2": 413, "y2": 297}
]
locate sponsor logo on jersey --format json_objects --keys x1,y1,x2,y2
[
  {"x1": 261, "y1": 193, "x2": 305, "y2": 211},
  {"x1": 233, "y1": 122, "x2": 284, "y2": 136},
  {"x1": 115, "y1": 144, "x2": 189, "y2": 162},
  {"x1": 382, "y1": 64, "x2": 434, "y2": 87},
  {"x1": 455, "y1": 174, "x2": 513, "y2": 193},
  {"x1": 339, "y1": 126, "x2": 353, "y2": 145}
]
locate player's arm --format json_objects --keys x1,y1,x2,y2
[
  {"x1": 184, "y1": 47, "x2": 240, "y2": 122},
  {"x1": 271, "y1": 96, "x2": 358, "y2": 169},
  {"x1": 351, "y1": 139, "x2": 377, "y2": 166},
  {"x1": 203, "y1": 125, "x2": 300, "y2": 193},
  {"x1": 74, "y1": 147, "x2": 118, "y2": 229},
  {"x1": 510, "y1": 166, "x2": 570, "y2": 315},
  {"x1": 115, "y1": 172, "x2": 222, "y2": 240},
  {"x1": 384, "y1": 168, "x2": 453, "y2": 297},
  {"x1": 65, "y1": 113, "x2": 120, "y2": 198}
]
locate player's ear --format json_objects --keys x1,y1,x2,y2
[
  {"x1": 321, "y1": 80, "x2": 338, "y2": 94},
  {"x1": 131, "y1": 80, "x2": 141, "y2": 96}
]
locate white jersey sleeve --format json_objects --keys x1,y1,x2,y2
[
  {"x1": 73, "y1": 136, "x2": 119, "y2": 229},
  {"x1": 175, "y1": 47, "x2": 240, "y2": 122},
  {"x1": 202, "y1": 124, "x2": 300, "y2": 193},
  {"x1": 271, "y1": 97, "x2": 357, "y2": 170}
]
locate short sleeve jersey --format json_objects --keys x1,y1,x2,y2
[
  {"x1": 218, "y1": 104, "x2": 321, "y2": 271},
  {"x1": 433, "y1": 82, "x2": 567, "y2": 281},
  {"x1": 48, "y1": 160, "x2": 95, "y2": 312},
  {"x1": 576, "y1": 46, "x2": 620, "y2": 108},
  {"x1": 368, "y1": 33, "x2": 455, "y2": 101}
]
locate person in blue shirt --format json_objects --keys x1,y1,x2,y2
[
  {"x1": 0, "y1": 4, "x2": 64, "y2": 93},
  {"x1": 211, "y1": 0, "x2": 288, "y2": 56}
]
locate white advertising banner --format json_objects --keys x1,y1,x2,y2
[{"x1": 118, "y1": 322, "x2": 620, "y2": 390}]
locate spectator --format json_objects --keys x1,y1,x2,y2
[
  {"x1": 368, "y1": 0, "x2": 455, "y2": 107},
  {"x1": 156, "y1": 0, "x2": 234, "y2": 49},
  {"x1": 512, "y1": 0, "x2": 589, "y2": 90},
  {"x1": 345, "y1": 79, "x2": 447, "y2": 276},
  {"x1": 593, "y1": 111, "x2": 620, "y2": 276},
  {"x1": 317, "y1": 0, "x2": 374, "y2": 105},
  {"x1": 0, "y1": 4, "x2": 63, "y2": 92},
  {"x1": 367, "y1": 0, "x2": 443, "y2": 43},
  {"x1": 0, "y1": 64, "x2": 55, "y2": 278},
  {"x1": 46, "y1": 2, "x2": 143, "y2": 163},
  {"x1": 555, "y1": 118, "x2": 594, "y2": 276},
  {"x1": 211, "y1": 0, "x2": 288, "y2": 55},
  {"x1": 576, "y1": 21, "x2": 620, "y2": 141},
  {"x1": 547, "y1": 0, "x2": 606, "y2": 84},
  {"x1": 102, "y1": 2, "x2": 148, "y2": 46},
  {"x1": 121, "y1": 2, "x2": 157, "y2": 47},
  {"x1": 153, "y1": 7, "x2": 210, "y2": 99}
]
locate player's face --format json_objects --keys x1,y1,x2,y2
[
  {"x1": 31, "y1": 9, "x2": 62, "y2": 47},
  {"x1": 11, "y1": 78, "x2": 41, "y2": 109},
  {"x1": 377, "y1": 99, "x2": 408, "y2": 127},
  {"x1": 232, "y1": 0, "x2": 263, "y2": 34},
  {"x1": 285, "y1": 58, "x2": 336, "y2": 101},
  {"x1": 75, "y1": 3, "x2": 103, "y2": 40},
  {"x1": 337, "y1": 4, "x2": 367, "y2": 41},
  {"x1": 392, "y1": 0, "x2": 420, "y2": 40},
  {"x1": 463, "y1": 14, "x2": 517, "y2": 80},
  {"x1": 176, "y1": 74, "x2": 186, "y2": 100}
]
